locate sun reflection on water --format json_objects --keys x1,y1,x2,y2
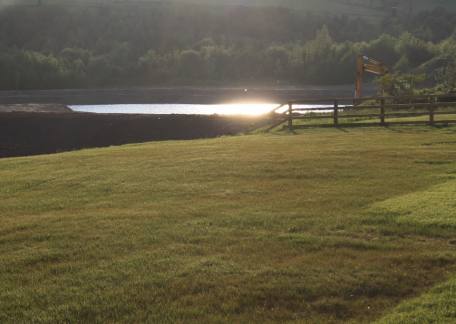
[
  {"x1": 70, "y1": 102, "x2": 336, "y2": 116},
  {"x1": 206, "y1": 103, "x2": 280, "y2": 116},
  {"x1": 70, "y1": 103, "x2": 281, "y2": 116}
]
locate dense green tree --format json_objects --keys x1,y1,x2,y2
[
  {"x1": 397, "y1": 33, "x2": 434, "y2": 68},
  {"x1": 0, "y1": 2, "x2": 455, "y2": 89},
  {"x1": 364, "y1": 34, "x2": 400, "y2": 67}
]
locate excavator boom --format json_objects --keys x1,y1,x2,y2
[
  {"x1": 364, "y1": 64, "x2": 388, "y2": 75},
  {"x1": 355, "y1": 55, "x2": 388, "y2": 98}
]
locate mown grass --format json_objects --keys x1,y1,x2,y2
[
  {"x1": 371, "y1": 179, "x2": 456, "y2": 323},
  {"x1": 370, "y1": 179, "x2": 456, "y2": 228},
  {"x1": 376, "y1": 275, "x2": 456, "y2": 323},
  {"x1": 1, "y1": 126, "x2": 456, "y2": 323}
]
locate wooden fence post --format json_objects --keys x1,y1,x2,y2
[
  {"x1": 428, "y1": 96, "x2": 435, "y2": 126},
  {"x1": 333, "y1": 100, "x2": 338, "y2": 126},
  {"x1": 429, "y1": 106, "x2": 435, "y2": 125},
  {"x1": 380, "y1": 98, "x2": 385, "y2": 125},
  {"x1": 288, "y1": 102, "x2": 293, "y2": 130}
]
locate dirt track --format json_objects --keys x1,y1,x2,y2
[{"x1": 0, "y1": 112, "x2": 269, "y2": 158}]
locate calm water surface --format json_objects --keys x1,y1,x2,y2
[{"x1": 69, "y1": 103, "x2": 332, "y2": 116}]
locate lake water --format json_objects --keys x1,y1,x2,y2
[{"x1": 69, "y1": 103, "x2": 333, "y2": 116}]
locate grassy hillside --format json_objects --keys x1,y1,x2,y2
[{"x1": 1, "y1": 127, "x2": 456, "y2": 322}]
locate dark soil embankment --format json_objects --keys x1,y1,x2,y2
[
  {"x1": 0, "y1": 112, "x2": 269, "y2": 158},
  {"x1": 0, "y1": 103, "x2": 71, "y2": 113}
]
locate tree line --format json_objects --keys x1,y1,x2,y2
[{"x1": 0, "y1": 3, "x2": 455, "y2": 90}]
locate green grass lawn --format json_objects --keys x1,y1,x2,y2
[
  {"x1": 1, "y1": 126, "x2": 456, "y2": 323},
  {"x1": 371, "y1": 174, "x2": 456, "y2": 323}
]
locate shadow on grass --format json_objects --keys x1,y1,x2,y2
[
  {"x1": 361, "y1": 208, "x2": 456, "y2": 239},
  {"x1": 334, "y1": 127, "x2": 350, "y2": 133}
]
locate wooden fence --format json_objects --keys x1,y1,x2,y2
[{"x1": 270, "y1": 94, "x2": 456, "y2": 130}]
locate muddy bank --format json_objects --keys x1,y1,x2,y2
[
  {"x1": 0, "y1": 112, "x2": 269, "y2": 158},
  {"x1": 0, "y1": 103, "x2": 71, "y2": 113}
]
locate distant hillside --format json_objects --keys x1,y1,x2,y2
[
  {"x1": 174, "y1": 0, "x2": 456, "y2": 18},
  {"x1": 147, "y1": 0, "x2": 456, "y2": 15},
  {"x1": 2, "y1": 0, "x2": 456, "y2": 15},
  {"x1": 1, "y1": 0, "x2": 456, "y2": 89}
]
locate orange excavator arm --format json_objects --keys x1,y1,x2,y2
[{"x1": 355, "y1": 55, "x2": 388, "y2": 98}]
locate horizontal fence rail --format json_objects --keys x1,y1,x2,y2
[{"x1": 270, "y1": 94, "x2": 456, "y2": 130}]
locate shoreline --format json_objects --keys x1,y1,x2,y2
[
  {"x1": 0, "y1": 85, "x2": 370, "y2": 106},
  {"x1": 0, "y1": 86, "x2": 373, "y2": 158}
]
